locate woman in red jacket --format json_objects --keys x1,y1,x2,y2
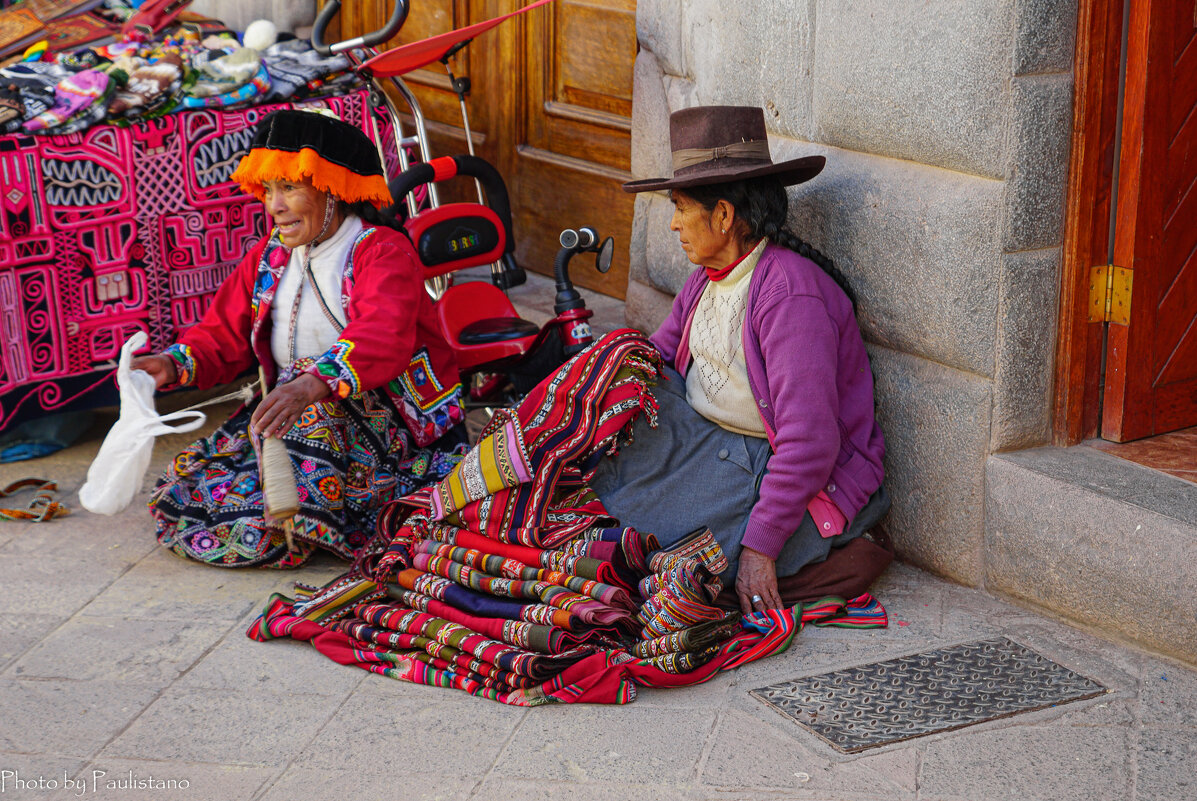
[{"x1": 133, "y1": 109, "x2": 467, "y2": 568}]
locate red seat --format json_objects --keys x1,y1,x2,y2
[{"x1": 436, "y1": 281, "x2": 539, "y2": 371}]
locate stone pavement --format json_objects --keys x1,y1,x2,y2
[{"x1": 0, "y1": 275, "x2": 1194, "y2": 801}]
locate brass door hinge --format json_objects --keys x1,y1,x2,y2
[{"x1": 1088, "y1": 264, "x2": 1133, "y2": 325}]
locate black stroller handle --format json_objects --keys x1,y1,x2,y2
[
  {"x1": 312, "y1": 0, "x2": 410, "y2": 56},
  {"x1": 388, "y1": 155, "x2": 516, "y2": 254}
]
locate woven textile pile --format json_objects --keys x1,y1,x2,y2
[
  {"x1": 0, "y1": 0, "x2": 358, "y2": 136},
  {"x1": 249, "y1": 331, "x2": 888, "y2": 705}
]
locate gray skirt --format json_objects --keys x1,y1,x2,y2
[{"x1": 590, "y1": 366, "x2": 888, "y2": 583}]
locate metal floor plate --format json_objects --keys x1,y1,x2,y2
[{"x1": 750, "y1": 637, "x2": 1107, "y2": 752}]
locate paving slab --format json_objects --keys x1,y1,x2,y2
[
  {"x1": 75, "y1": 759, "x2": 275, "y2": 801},
  {"x1": 917, "y1": 725, "x2": 1131, "y2": 801},
  {"x1": 474, "y1": 777, "x2": 701, "y2": 801},
  {"x1": 178, "y1": 627, "x2": 365, "y2": 697},
  {"x1": 1135, "y1": 730, "x2": 1197, "y2": 801},
  {"x1": 301, "y1": 692, "x2": 526, "y2": 779},
  {"x1": 9, "y1": 615, "x2": 228, "y2": 684},
  {"x1": 258, "y1": 768, "x2": 476, "y2": 801},
  {"x1": 0, "y1": 753, "x2": 89, "y2": 801},
  {"x1": 494, "y1": 705, "x2": 711, "y2": 785},
  {"x1": 0, "y1": 679, "x2": 160, "y2": 757},
  {"x1": 0, "y1": 614, "x2": 63, "y2": 673},
  {"x1": 98, "y1": 687, "x2": 349, "y2": 768},
  {"x1": 0, "y1": 554, "x2": 125, "y2": 618},
  {"x1": 701, "y1": 707, "x2": 917, "y2": 799},
  {"x1": 79, "y1": 548, "x2": 288, "y2": 624}
]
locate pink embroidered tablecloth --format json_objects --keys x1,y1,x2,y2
[{"x1": 0, "y1": 88, "x2": 393, "y2": 433}]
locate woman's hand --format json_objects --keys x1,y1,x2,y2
[
  {"x1": 130, "y1": 354, "x2": 177, "y2": 390},
  {"x1": 736, "y1": 546, "x2": 783, "y2": 614},
  {"x1": 251, "y1": 373, "x2": 330, "y2": 439}
]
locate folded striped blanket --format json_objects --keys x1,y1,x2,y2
[{"x1": 248, "y1": 330, "x2": 888, "y2": 704}]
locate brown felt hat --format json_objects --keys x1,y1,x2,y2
[{"x1": 622, "y1": 105, "x2": 825, "y2": 193}]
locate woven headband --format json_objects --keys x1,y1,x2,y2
[{"x1": 672, "y1": 140, "x2": 771, "y2": 172}]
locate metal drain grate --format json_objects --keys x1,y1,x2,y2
[{"x1": 750, "y1": 636, "x2": 1107, "y2": 752}]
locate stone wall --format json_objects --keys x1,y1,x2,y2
[
  {"x1": 188, "y1": 0, "x2": 316, "y2": 34},
  {"x1": 626, "y1": 0, "x2": 1077, "y2": 586}
]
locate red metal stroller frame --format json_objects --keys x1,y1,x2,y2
[{"x1": 312, "y1": 0, "x2": 614, "y2": 406}]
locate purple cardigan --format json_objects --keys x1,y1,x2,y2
[{"x1": 650, "y1": 243, "x2": 885, "y2": 560}]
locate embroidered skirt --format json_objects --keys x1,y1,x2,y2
[{"x1": 149, "y1": 389, "x2": 467, "y2": 569}]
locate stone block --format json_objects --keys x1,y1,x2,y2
[
  {"x1": 635, "y1": 0, "x2": 684, "y2": 76},
  {"x1": 0, "y1": 755, "x2": 88, "y2": 796},
  {"x1": 991, "y1": 247, "x2": 1061, "y2": 451},
  {"x1": 630, "y1": 50, "x2": 672, "y2": 183},
  {"x1": 985, "y1": 450, "x2": 1197, "y2": 664},
  {"x1": 1003, "y1": 74, "x2": 1074, "y2": 251},
  {"x1": 473, "y1": 779, "x2": 698, "y2": 801},
  {"x1": 0, "y1": 555, "x2": 122, "y2": 618},
  {"x1": 101, "y1": 687, "x2": 348, "y2": 767},
  {"x1": 702, "y1": 707, "x2": 917, "y2": 796},
  {"x1": 918, "y1": 725, "x2": 1130, "y2": 800},
  {"x1": 175, "y1": 627, "x2": 364, "y2": 697},
  {"x1": 494, "y1": 705, "x2": 710, "y2": 784},
  {"x1": 683, "y1": 0, "x2": 815, "y2": 140},
  {"x1": 869, "y1": 345, "x2": 992, "y2": 585},
  {"x1": 995, "y1": 446, "x2": 1197, "y2": 523},
  {"x1": 304, "y1": 691, "x2": 525, "y2": 777},
  {"x1": 81, "y1": 760, "x2": 275, "y2": 801},
  {"x1": 261, "y1": 768, "x2": 477, "y2": 801},
  {"x1": 624, "y1": 279, "x2": 674, "y2": 335},
  {"x1": 80, "y1": 547, "x2": 285, "y2": 624},
  {"x1": 777, "y1": 139, "x2": 1004, "y2": 376},
  {"x1": 628, "y1": 194, "x2": 651, "y2": 284},
  {"x1": 0, "y1": 679, "x2": 158, "y2": 756},
  {"x1": 1137, "y1": 731, "x2": 1197, "y2": 801},
  {"x1": 1139, "y1": 659, "x2": 1197, "y2": 728},
  {"x1": 644, "y1": 191, "x2": 695, "y2": 296},
  {"x1": 188, "y1": 0, "x2": 315, "y2": 34},
  {"x1": 11, "y1": 616, "x2": 226, "y2": 684},
  {"x1": 0, "y1": 613, "x2": 60, "y2": 672},
  {"x1": 1013, "y1": 0, "x2": 1079, "y2": 75},
  {"x1": 812, "y1": 0, "x2": 1014, "y2": 178}
]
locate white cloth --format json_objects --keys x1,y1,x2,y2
[
  {"x1": 270, "y1": 215, "x2": 361, "y2": 368},
  {"x1": 79, "y1": 332, "x2": 207, "y2": 515},
  {"x1": 686, "y1": 238, "x2": 768, "y2": 436}
]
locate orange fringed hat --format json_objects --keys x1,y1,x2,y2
[{"x1": 230, "y1": 110, "x2": 392, "y2": 208}]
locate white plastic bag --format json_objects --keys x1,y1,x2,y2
[{"x1": 79, "y1": 332, "x2": 207, "y2": 515}]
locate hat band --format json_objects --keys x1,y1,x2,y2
[{"x1": 672, "y1": 140, "x2": 771, "y2": 172}]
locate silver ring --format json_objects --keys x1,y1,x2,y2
[{"x1": 751, "y1": 594, "x2": 763, "y2": 604}]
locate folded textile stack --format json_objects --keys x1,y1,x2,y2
[{"x1": 248, "y1": 331, "x2": 889, "y2": 705}]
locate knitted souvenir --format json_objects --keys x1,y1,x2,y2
[
  {"x1": 0, "y1": 61, "x2": 65, "y2": 132},
  {"x1": 230, "y1": 108, "x2": 391, "y2": 208},
  {"x1": 260, "y1": 38, "x2": 348, "y2": 102},
  {"x1": 40, "y1": 70, "x2": 115, "y2": 134},
  {"x1": 0, "y1": 86, "x2": 23, "y2": 129},
  {"x1": 179, "y1": 61, "x2": 268, "y2": 109},
  {"x1": 23, "y1": 67, "x2": 108, "y2": 132},
  {"x1": 187, "y1": 46, "x2": 259, "y2": 98},
  {"x1": 107, "y1": 51, "x2": 182, "y2": 116}
]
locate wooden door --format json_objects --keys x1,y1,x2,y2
[
  {"x1": 1101, "y1": 0, "x2": 1197, "y2": 440},
  {"x1": 330, "y1": 0, "x2": 637, "y2": 298}
]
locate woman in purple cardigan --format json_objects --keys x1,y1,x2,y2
[{"x1": 591, "y1": 105, "x2": 888, "y2": 614}]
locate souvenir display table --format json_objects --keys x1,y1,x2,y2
[{"x1": 0, "y1": 88, "x2": 388, "y2": 433}]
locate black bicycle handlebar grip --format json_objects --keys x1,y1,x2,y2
[
  {"x1": 387, "y1": 155, "x2": 516, "y2": 254},
  {"x1": 312, "y1": 0, "x2": 409, "y2": 56}
]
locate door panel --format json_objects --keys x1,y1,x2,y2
[
  {"x1": 327, "y1": 0, "x2": 636, "y2": 298},
  {"x1": 1102, "y1": 0, "x2": 1197, "y2": 440},
  {"x1": 513, "y1": 0, "x2": 636, "y2": 296}
]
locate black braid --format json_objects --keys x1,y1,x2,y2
[{"x1": 681, "y1": 176, "x2": 857, "y2": 309}]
